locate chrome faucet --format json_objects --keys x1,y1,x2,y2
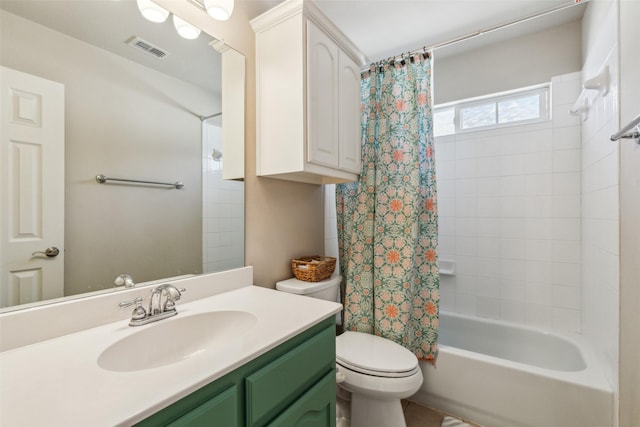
[{"x1": 119, "y1": 284, "x2": 185, "y2": 326}]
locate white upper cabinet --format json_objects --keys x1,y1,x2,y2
[{"x1": 251, "y1": 0, "x2": 367, "y2": 185}]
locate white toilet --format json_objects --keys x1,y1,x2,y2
[{"x1": 276, "y1": 276, "x2": 423, "y2": 427}]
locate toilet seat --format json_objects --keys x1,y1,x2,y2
[{"x1": 336, "y1": 331, "x2": 419, "y2": 378}]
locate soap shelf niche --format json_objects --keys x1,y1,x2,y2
[
  {"x1": 569, "y1": 66, "x2": 609, "y2": 121},
  {"x1": 439, "y1": 259, "x2": 456, "y2": 276}
]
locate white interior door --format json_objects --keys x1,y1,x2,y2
[{"x1": 1, "y1": 66, "x2": 65, "y2": 308}]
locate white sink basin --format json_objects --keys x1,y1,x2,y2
[{"x1": 98, "y1": 310, "x2": 258, "y2": 372}]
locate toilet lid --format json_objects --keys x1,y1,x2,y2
[{"x1": 336, "y1": 331, "x2": 419, "y2": 378}]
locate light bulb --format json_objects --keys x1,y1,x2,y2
[
  {"x1": 173, "y1": 15, "x2": 201, "y2": 40},
  {"x1": 136, "y1": 0, "x2": 169, "y2": 23},
  {"x1": 204, "y1": 0, "x2": 234, "y2": 21}
]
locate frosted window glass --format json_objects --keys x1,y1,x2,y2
[
  {"x1": 499, "y1": 94, "x2": 540, "y2": 123},
  {"x1": 461, "y1": 103, "x2": 496, "y2": 129}
]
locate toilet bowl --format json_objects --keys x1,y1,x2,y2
[
  {"x1": 276, "y1": 276, "x2": 424, "y2": 427},
  {"x1": 336, "y1": 331, "x2": 423, "y2": 427}
]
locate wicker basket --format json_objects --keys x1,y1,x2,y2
[{"x1": 291, "y1": 256, "x2": 336, "y2": 282}]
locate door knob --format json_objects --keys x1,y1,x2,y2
[{"x1": 32, "y1": 247, "x2": 60, "y2": 257}]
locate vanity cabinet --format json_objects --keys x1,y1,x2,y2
[
  {"x1": 135, "y1": 317, "x2": 336, "y2": 427},
  {"x1": 251, "y1": 0, "x2": 366, "y2": 185}
]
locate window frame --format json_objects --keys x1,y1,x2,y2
[{"x1": 434, "y1": 84, "x2": 550, "y2": 137}]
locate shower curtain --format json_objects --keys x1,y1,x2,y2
[{"x1": 336, "y1": 54, "x2": 439, "y2": 361}]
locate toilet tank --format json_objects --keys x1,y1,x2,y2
[{"x1": 276, "y1": 276, "x2": 341, "y2": 302}]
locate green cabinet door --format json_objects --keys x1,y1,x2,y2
[
  {"x1": 267, "y1": 371, "x2": 336, "y2": 427},
  {"x1": 245, "y1": 326, "x2": 335, "y2": 426}
]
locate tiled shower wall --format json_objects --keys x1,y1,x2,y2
[
  {"x1": 202, "y1": 123, "x2": 245, "y2": 274},
  {"x1": 435, "y1": 72, "x2": 583, "y2": 333},
  {"x1": 580, "y1": 0, "x2": 619, "y2": 392}
]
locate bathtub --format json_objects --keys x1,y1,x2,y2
[{"x1": 411, "y1": 312, "x2": 613, "y2": 427}]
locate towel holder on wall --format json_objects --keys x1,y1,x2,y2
[
  {"x1": 569, "y1": 66, "x2": 610, "y2": 121},
  {"x1": 95, "y1": 174, "x2": 184, "y2": 189},
  {"x1": 610, "y1": 113, "x2": 640, "y2": 144}
]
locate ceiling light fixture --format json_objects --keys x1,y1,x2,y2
[
  {"x1": 136, "y1": 0, "x2": 170, "y2": 23},
  {"x1": 204, "y1": 0, "x2": 234, "y2": 21},
  {"x1": 173, "y1": 15, "x2": 201, "y2": 40}
]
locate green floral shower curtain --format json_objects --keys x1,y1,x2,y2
[{"x1": 336, "y1": 54, "x2": 439, "y2": 362}]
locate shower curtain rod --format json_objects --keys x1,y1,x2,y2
[
  {"x1": 363, "y1": 0, "x2": 588, "y2": 70},
  {"x1": 200, "y1": 112, "x2": 222, "y2": 121}
]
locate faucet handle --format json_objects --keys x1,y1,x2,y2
[{"x1": 119, "y1": 297, "x2": 147, "y2": 320}]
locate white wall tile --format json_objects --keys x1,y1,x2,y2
[
  {"x1": 456, "y1": 140, "x2": 478, "y2": 159},
  {"x1": 551, "y1": 308, "x2": 581, "y2": 332},
  {"x1": 526, "y1": 261, "x2": 552, "y2": 284},
  {"x1": 456, "y1": 179, "x2": 477, "y2": 198},
  {"x1": 552, "y1": 195, "x2": 581, "y2": 217},
  {"x1": 552, "y1": 126, "x2": 581, "y2": 150},
  {"x1": 551, "y1": 262, "x2": 581, "y2": 286},
  {"x1": 456, "y1": 256, "x2": 477, "y2": 275},
  {"x1": 500, "y1": 259, "x2": 526, "y2": 281},
  {"x1": 455, "y1": 293, "x2": 477, "y2": 315},
  {"x1": 477, "y1": 276, "x2": 500, "y2": 297},
  {"x1": 525, "y1": 240, "x2": 552, "y2": 262},
  {"x1": 552, "y1": 240, "x2": 581, "y2": 264},
  {"x1": 525, "y1": 174, "x2": 553, "y2": 196},
  {"x1": 525, "y1": 283, "x2": 552, "y2": 305},
  {"x1": 432, "y1": 73, "x2": 589, "y2": 333},
  {"x1": 525, "y1": 303, "x2": 552, "y2": 329},
  {"x1": 552, "y1": 285, "x2": 580, "y2": 310},
  {"x1": 500, "y1": 176, "x2": 526, "y2": 196},
  {"x1": 477, "y1": 257, "x2": 500, "y2": 278},
  {"x1": 456, "y1": 158, "x2": 477, "y2": 179},
  {"x1": 477, "y1": 197, "x2": 500, "y2": 217},
  {"x1": 477, "y1": 157, "x2": 500, "y2": 177},
  {"x1": 500, "y1": 218, "x2": 527, "y2": 238},
  {"x1": 553, "y1": 172, "x2": 581, "y2": 195},
  {"x1": 525, "y1": 151, "x2": 553, "y2": 174},
  {"x1": 526, "y1": 218, "x2": 553, "y2": 239},
  {"x1": 500, "y1": 239, "x2": 527, "y2": 260},
  {"x1": 455, "y1": 237, "x2": 477, "y2": 256},
  {"x1": 500, "y1": 300, "x2": 525, "y2": 323},
  {"x1": 456, "y1": 197, "x2": 477, "y2": 217},
  {"x1": 455, "y1": 218, "x2": 477, "y2": 236},
  {"x1": 500, "y1": 197, "x2": 526, "y2": 217},
  {"x1": 477, "y1": 238, "x2": 500, "y2": 258},
  {"x1": 477, "y1": 296, "x2": 501, "y2": 319},
  {"x1": 500, "y1": 154, "x2": 526, "y2": 176},
  {"x1": 553, "y1": 149, "x2": 582, "y2": 172},
  {"x1": 477, "y1": 218, "x2": 500, "y2": 237},
  {"x1": 476, "y1": 137, "x2": 501, "y2": 158},
  {"x1": 477, "y1": 177, "x2": 501, "y2": 196}
]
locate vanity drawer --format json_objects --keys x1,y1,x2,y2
[{"x1": 245, "y1": 325, "x2": 335, "y2": 426}]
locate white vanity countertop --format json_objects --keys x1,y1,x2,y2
[{"x1": 0, "y1": 285, "x2": 341, "y2": 426}]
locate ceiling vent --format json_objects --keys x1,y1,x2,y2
[{"x1": 126, "y1": 36, "x2": 170, "y2": 59}]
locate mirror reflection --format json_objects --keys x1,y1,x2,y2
[{"x1": 0, "y1": 0, "x2": 244, "y2": 312}]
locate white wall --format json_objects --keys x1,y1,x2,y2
[
  {"x1": 202, "y1": 123, "x2": 244, "y2": 273},
  {"x1": 434, "y1": 73, "x2": 583, "y2": 331},
  {"x1": 617, "y1": 1, "x2": 640, "y2": 425},
  {"x1": 434, "y1": 20, "x2": 582, "y2": 104},
  {"x1": 1, "y1": 11, "x2": 219, "y2": 295},
  {"x1": 579, "y1": 0, "x2": 620, "y2": 399}
]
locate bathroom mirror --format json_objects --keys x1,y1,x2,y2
[{"x1": 0, "y1": 0, "x2": 245, "y2": 312}]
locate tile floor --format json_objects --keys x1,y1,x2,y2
[
  {"x1": 402, "y1": 401, "x2": 481, "y2": 427},
  {"x1": 403, "y1": 400, "x2": 445, "y2": 427}
]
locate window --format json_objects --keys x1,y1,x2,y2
[{"x1": 434, "y1": 85, "x2": 550, "y2": 136}]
